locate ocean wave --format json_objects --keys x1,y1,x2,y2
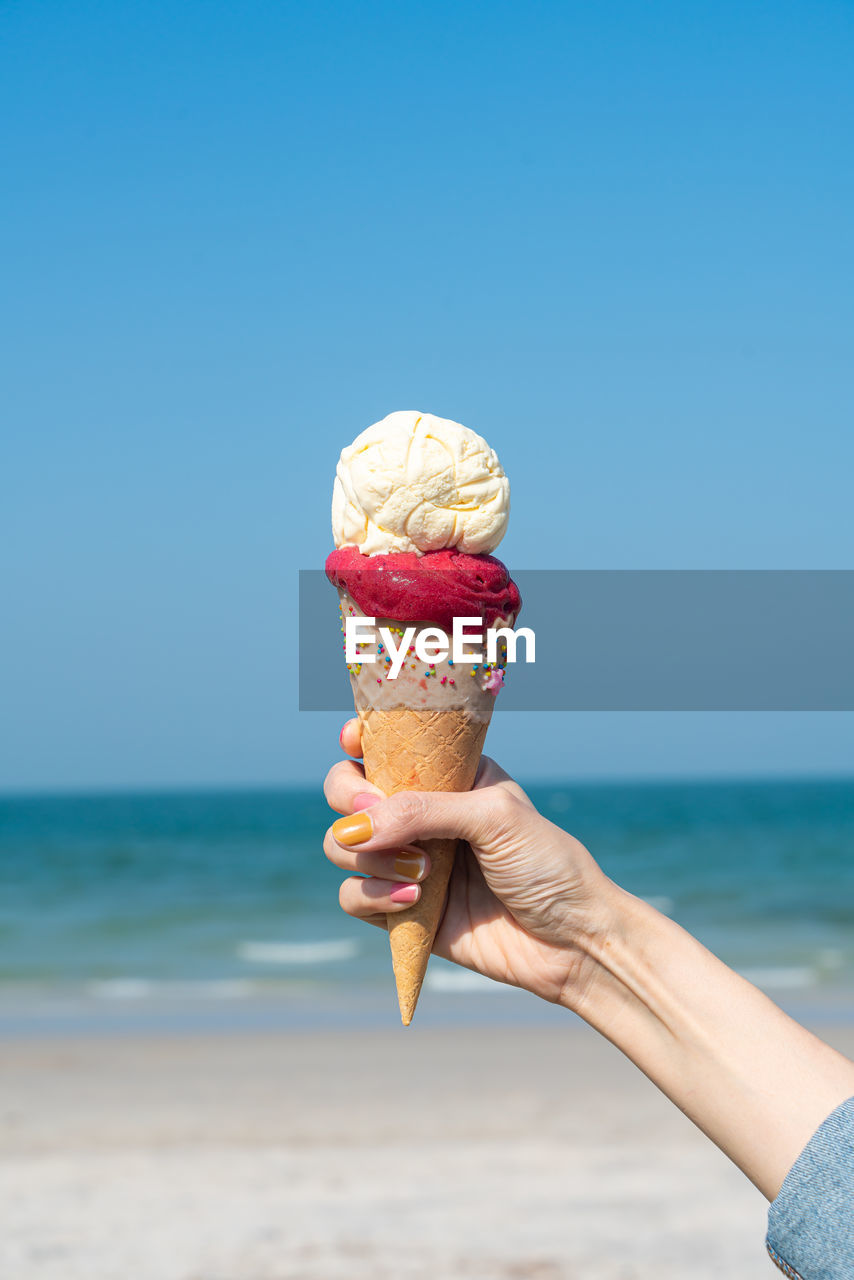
[
  {"x1": 88, "y1": 979, "x2": 254, "y2": 1001},
  {"x1": 817, "y1": 948, "x2": 846, "y2": 971},
  {"x1": 424, "y1": 966, "x2": 503, "y2": 993},
  {"x1": 739, "y1": 966, "x2": 815, "y2": 991},
  {"x1": 236, "y1": 939, "x2": 359, "y2": 966},
  {"x1": 88, "y1": 978, "x2": 153, "y2": 1000}
]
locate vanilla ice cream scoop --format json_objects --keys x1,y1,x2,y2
[{"x1": 331, "y1": 411, "x2": 510, "y2": 556}]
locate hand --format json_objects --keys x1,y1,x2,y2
[{"x1": 323, "y1": 719, "x2": 612, "y2": 1005}]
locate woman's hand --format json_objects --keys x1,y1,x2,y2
[{"x1": 323, "y1": 719, "x2": 612, "y2": 1005}]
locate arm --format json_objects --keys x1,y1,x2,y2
[
  {"x1": 323, "y1": 733, "x2": 854, "y2": 1204},
  {"x1": 567, "y1": 884, "x2": 854, "y2": 1200}
]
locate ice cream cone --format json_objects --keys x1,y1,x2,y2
[
  {"x1": 325, "y1": 411, "x2": 519, "y2": 1026},
  {"x1": 336, "y1": 590, "x2": 503, "y2": 1024},
  {"x1": 359, "y1": 705, "x2": 491, "y2": 1024}
]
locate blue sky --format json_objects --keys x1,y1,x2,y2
[{"x1": 2, "y1": 0, "x2": 853, "y2": 791}]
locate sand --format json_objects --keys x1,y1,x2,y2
[{"x1": 3, "y1": 1019, "x2": 849, "y2": 1279}]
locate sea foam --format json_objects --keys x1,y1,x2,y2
[
  {"x1": 739, "y1": 966, "x2": 815, "y2": 991},
  {"x1": 236, "y1": 939, "x2": 359, "y2": 966},
  {"x1": 424, "y1": 965, "x2": 503, "y2": 993},
  {"x1": 88, "y1": 979, "x2": 254, "y2": 1000}
]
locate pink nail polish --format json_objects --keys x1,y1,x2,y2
[
  {"x1": 352, "y1": 792, "x2": 381, "y2": 811},
  {"x1": 389, "y1": 883, "x2": 419, "y2": 904}
]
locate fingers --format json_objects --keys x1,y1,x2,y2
[
  {"x1": 339, "y1": 875, "x2": 421, "y2": 918},
  {"x1": 326, "y1": 723, "x2": 431, "y2": 926},
  {"x1": 323, "y1": 758, "x2": 384, "y2": 815},
  {"x1": 323, "y1": 824, "x2": 431, "y2": 883},
  {"x1": 339, "y1": 718, "x2": 363, "y2": 759},
  {"x1": 325, "y1": 754, "x2": 525, "y2": 821},
  {"x1": 326, "y1": 733, "x2": 529, "y2": 939},
  {"x1": 327, "y1": 783, "x2": 519, "y2": 854}
]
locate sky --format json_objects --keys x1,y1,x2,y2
[{"x1": 2, "y1": 0, "x2": 853, "y2": 792}]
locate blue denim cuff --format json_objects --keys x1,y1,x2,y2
[{"x1": 766, "y1": 1095, "x2": 854, "y2": 1279}]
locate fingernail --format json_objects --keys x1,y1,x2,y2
[
  {"x1": 393, "y1": 854, "x2": 427, "y2": 881},
  {"x1": 389, "y1": 883, "x2": 420, "y2": 904},
  {"x1": 353, "y1": 792, "x2": 381, "y2": 811},
  {"x1": 339, "y1": 725, "x2": 345, "y2": 746},
  {"x1": 331, "y1": 812, "x2": 373, "y2": 845}
]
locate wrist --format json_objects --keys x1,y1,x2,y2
[
  {"x1": 560, "y1": 879, "x2": 703, "y2": 1035},
  {"x1": 554, "y1": 875, "x2": 637, "y2": 1017}
]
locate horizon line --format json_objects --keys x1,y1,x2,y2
[{"x1": 2, "y1": 770, "x2": 854, "y2": 802}]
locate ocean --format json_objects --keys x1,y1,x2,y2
[{"x1": 1, "y1": 779, "x2": 852, "y2": 1034}]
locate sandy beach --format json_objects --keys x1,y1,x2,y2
[{"x1": 4, "y1": 1018, "x2": 847, "y2": 1278}]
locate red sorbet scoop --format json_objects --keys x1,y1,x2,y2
[{"x1": 325, "y1": 546, "x2": 521, "y2": 630}]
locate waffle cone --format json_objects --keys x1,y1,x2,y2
[{"x1": 359, "y1": 705, "x2": 491, "y2": 1025}]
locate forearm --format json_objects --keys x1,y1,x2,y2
[{"x1": 566, "y1": 883, "x2": 854, "y2": 1200}]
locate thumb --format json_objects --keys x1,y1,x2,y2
[{"x1": 329, "y1": 786, "x2": 516, "y2": 852}]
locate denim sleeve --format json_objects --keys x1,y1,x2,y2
[{"x1": 766, "y1": 1096, "x2": 854, "y2": 1278}]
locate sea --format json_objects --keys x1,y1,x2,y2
[{"x1": 1, "y1": 778, "x2": 853, "y2": 1035}]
